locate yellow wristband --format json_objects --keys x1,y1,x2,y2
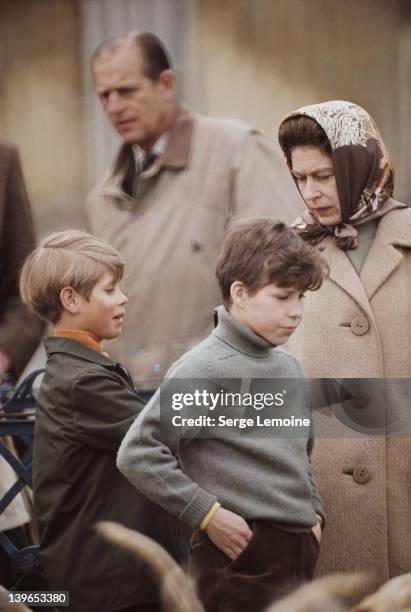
[{"x1": 200, "y1": 502, "x2": 221, "y2": 530}]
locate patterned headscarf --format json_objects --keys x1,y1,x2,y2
[{"x1": 279, "y1": 100, "x2": 405, "y2": 249}]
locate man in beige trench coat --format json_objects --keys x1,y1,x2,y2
[{"x1": 86, "y1": 31, "x2": 302, "y2": 392}]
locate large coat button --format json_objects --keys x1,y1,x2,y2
[
  {"x1": 353, "y1": 464, "x2": 372, "y2": 484},
  {"x1": 350, "y1": 317, "x2": 369, "y2": 336}
]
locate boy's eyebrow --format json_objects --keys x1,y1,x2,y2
[
  {"x1": 272, "y1": 286, "x2": 294, "y2": 293},
  {"x1": 277, "y1": 285, "x2": 307, "y2": 294},
  {"x1": 100, "y1": 274, "x2": 116, "y2": 287}
]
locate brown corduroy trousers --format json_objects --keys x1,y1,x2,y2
[{"x1": 188, "y1": 520, "x2": 320, "y2": 612}]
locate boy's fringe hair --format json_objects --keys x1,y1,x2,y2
[
  {"x1": 19, "y1": 230, "x2": 124, "y2": 324},
  {"x1": 216, "y1": 218, "x2": 328, "y2": 307}
]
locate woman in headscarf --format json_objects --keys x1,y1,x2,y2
[{"x1": 278, "y1": 101, "x2": 411, "y2": 588}]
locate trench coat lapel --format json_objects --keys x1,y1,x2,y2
[
  {"x1": 319, "y1": 237, "x2": 373, "y2": 319},
  {"x1": 100, "y1": 104, "x2": 194, "y2": 198},
  {"x1": 360, "y1": 208, "x2": 411, "y2": 301}
]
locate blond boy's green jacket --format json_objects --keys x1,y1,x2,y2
[{"x1": 34, "y1": 337, "x2": 183, "y2": 612}]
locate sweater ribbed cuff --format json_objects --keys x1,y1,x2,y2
[{"x1": 180, "y1": 488, "x2": 218, "y2": 528}]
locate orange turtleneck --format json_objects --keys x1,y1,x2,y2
[{"x1": 54, "y1": 329, "x2": 102, "y2": 353}]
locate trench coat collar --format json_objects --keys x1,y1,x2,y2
[
  {"x1": 101, "y1": 103, "x2": 194, "y2": 200},
  {"x1": 319, "y1": 207, "x2": 410, "y2": 313},
  {"x1": 360, "y1": 206, "x2": 411, "y2": 300}
]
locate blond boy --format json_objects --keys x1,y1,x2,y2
[{"x1": 20, "y1": 230, "x2": 182, "y2": 612}]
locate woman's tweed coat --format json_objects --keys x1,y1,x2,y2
[{"x1": 287, "y1": 208, "x2": 411, "y2": 588}]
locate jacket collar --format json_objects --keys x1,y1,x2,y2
[
  {"x1": 160, "y1": 104, "x2": 194, "y2": 168},
  {"x1": 101, "y1": 104, "x2": 194, "y2": 200},
  {"x1": 53, "y1": 329, "x2": 102, "y2": 353},
  {"x1": 43, "y1": 336, "x2": 135, "y2": 388},
  {"x1": 44, "y1": 336, "x2": 116, "y2": 366},
  {"x1": 213, "y1": 305, "x2": 274, "y2": 358},
  {"x1": 319, "y1": 207, "x2": 410, "y2": 310}
]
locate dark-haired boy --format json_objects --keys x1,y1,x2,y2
[
  {"x1": 19, "y1": 230, "x2": 183, "y2": 612},
  {"x1": 117, "y1": 219, "x2": 327, "y2": 612}
]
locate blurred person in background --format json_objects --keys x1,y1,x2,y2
[
  {"x1": 86, "y1": 31, "x2": 302, "y2": 396},
  {"x1": 0, "y1": 140, "x2": 45, "y2": 383},
  {"x1": 0, "y1": 139, "x2": 45, "y2": 586},
  {"x1": 278, "y1": 101, "x2": 411, "y2": 590}
]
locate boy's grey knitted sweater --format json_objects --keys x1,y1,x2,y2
[{"x1": 117, "y1": 305, "x2": 324, "y2": 530}]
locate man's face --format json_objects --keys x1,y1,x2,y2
[{"x1": 92, "y1": 43, "x2": 174, "y2": 149}]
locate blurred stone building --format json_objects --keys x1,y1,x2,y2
[{"x1": 0, "y1": 0, "x2": 410, "y2": 236}]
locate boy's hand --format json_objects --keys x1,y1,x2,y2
[
  {"x1": 205, "y1": 507, "x2": 252, "y2": 560},
  {"x1": 311, "y1": 518, "x2": 322, "y2": 544}
]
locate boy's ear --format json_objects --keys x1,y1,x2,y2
[
  {"x1": 59, "y1": 286, "x2": 81, "y2": 315},
  {"x1": 230, "y1": 281, "x2": 248, "y2": 308}
]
